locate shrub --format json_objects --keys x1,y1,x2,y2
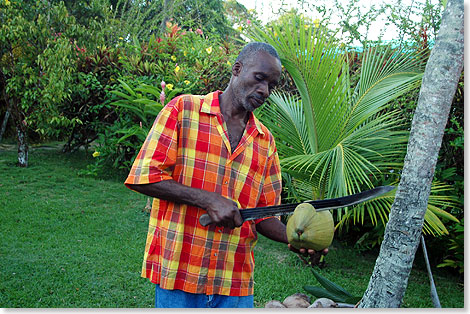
[{"x1": 78, "y1": 21, "x2": 241, "y2": 176}]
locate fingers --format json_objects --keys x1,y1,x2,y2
[
  {"x1": 287, "y1": 244, "x2": 329, "y2": 256},
  {"x1": 288, "y1": 244, "x2": 329, "y2": 267},
  {"x1": 211, "y1": 201, "x2": 242, "y2": 229},
  {"x1": 233, "y1": 210, "x2": 243, "y2": 228}
]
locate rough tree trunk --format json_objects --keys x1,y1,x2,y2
[
  {"x1": 8, "y1": 97, "x2": 29, "y2": 167},
  {"x1": 1, "y1": 72, "x2": 11, "y2": 143},
  {"x1": 359, "y1": 0, "x2": 464, "y2": 308},
  {"x1": 17, "y1": 126, "x2": 28, "y2": 167},
  {"x1": 159, "y1": 0, "x2": 172, "y2": 34},
  {"x1": 0, "y1": 105, "x2": 10, "y2": 142}
]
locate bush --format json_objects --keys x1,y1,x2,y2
[{"x1": 77, "y1": 23, "x2": 241, "y2": 176}]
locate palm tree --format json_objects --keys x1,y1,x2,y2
[{"x1": 247, "y1": 16, "x2": 458, "y2": 235}]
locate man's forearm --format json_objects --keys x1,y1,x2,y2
[
  {"x1": 256, "y1": 217, "x2": 288, "y2": 244},
  {"x1": 128, "y1": 180, "x2": 243, "y2": 228},
  {"x1": 128, "y1": 180, "x2": 213, "y2": 209}
]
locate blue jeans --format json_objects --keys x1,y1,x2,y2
[{"x1": 155, "y1": 284, "x2": 254, "y2": 308}]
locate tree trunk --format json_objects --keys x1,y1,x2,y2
[
  {"x1": 159, "y1": 0, "x2": 172, "y2": 34},
  {"x1": 1, "y1": 72, "x2": 11, "y2": 143},
  {"x1": 9, "y1": 97, "x2": 29, "y2": 167},
  {"x1": 359, "y1": 0, "x2": 464, "y2": 308},
  {"x1": 17, "y1": 126, "x2": 28, "y2": 167},
  {"x1": 0, "y1": 104, "x2": 10, "y2": 142}
]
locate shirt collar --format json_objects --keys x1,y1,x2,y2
[
  {"x1": 200, "y1": 91, "x2": 222, "y2": 115},
  {"x1": 200, "y1": 91, "x2": 265, "y2": 135}
]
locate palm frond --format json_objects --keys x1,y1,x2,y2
[
  {"x1": 246, "y1": 16, "x2": 455, "y2": 237},
  {"x1": 262, "y1": 92, "x2": 310, "y2": 155}
]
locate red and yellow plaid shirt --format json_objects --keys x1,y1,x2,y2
[{"x1": 125, "y1": 91, "x2": 282, "y2": 296}]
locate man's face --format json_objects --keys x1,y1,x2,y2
[{"x1": 232, "y1": 51, "x2": 282, "y2": 112}]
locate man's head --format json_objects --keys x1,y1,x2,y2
[
  {"x1": 235, "y1": 42, "x2": 281, "y2": 66},
  {"x1": 228, "y1": 42, "x2": 282, "y2": 112}
]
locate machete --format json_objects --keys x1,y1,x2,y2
[{"x1": 199, "y1": 185, "x2": 395, "y2": 226}]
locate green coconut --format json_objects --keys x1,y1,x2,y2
[{"x1": 286, "y1": 203, "x2": 334, "y2": 251}]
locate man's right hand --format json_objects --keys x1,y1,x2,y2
[
  {"x1": 128, "y1": 180, "x2": 243, "y2": 229},
  {"x1": 203, "y1": 193, "x2": 243, "y2": 229}
]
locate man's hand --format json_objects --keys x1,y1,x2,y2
[
  {"x1": 288, "y1": 244, "x2": 329, "y2": 266},
  {"x1": 204, "y1": 193, "x2": 243, "y2": 229}
]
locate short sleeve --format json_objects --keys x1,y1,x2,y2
[{"x1": 124, "y1": 97, "x2": 180, "y2": 189}]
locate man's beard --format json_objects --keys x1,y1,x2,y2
[{"x1": 243, "y1": 95, "x2": 265, "y2": 112}]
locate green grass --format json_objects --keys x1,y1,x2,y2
[
  {"x1": 253, "y1": 236, "x2": 464, "y2": 308},
  {"x1": 0, "y1": 146, "x2": 464, "y2": 308}
]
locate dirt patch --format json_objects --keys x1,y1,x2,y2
[
  {"x1": 0, "y1": 144, "x2": 16, "y2": 152},
  {"x1": 0, "y1": 142, "x2": 66, "y2": 152}
]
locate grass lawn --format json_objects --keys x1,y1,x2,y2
[{"x1": 0, "y1": 145, "x2": 464, "y2": 308}]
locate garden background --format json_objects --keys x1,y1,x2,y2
[{"x1": 0, "y1": 0, "x2": 464, "y2": 308}]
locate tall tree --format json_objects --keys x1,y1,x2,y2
[
  {"x1": 358, "y1": 0, "x2": 464, "y2": 307},
  {"x1": 0, "y1": 1, "x2": 76, "y2": 166}
]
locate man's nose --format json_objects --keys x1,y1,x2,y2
[{"x1": 257, "y1": 81, "x2": 269, "y2": 99}]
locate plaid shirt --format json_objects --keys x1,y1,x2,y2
[{"x1": 125, "y1": 91, "x2": 282, "y2": 296}]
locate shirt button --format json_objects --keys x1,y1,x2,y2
[
  {"x1": 224, "y1": 181, "x2": 228, "y2": 184},
  {"x1": 218, "y1": 229, "x2": 222, "y2": 233},
  {"x1": 214, "y1": 253, "x2": 217, "y2": 257}
]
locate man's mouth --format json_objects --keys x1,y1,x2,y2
[{"x1": 251, "y1": 96, "x2": 265, "y2": 106}]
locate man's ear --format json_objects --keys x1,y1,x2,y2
[{"x1": 232, "y1": 61, "x2": 242, "y2": 76}]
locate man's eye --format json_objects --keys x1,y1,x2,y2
[{"x1": 255, "y1": 75, "x2": 263, "y2": 81}]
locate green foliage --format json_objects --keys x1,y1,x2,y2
[
  {"x1": 434, "y1": 72, "x2": 464, "y2": 212},
  {"x1": 0, "y1": 0, "x2": 78, "y2": 139},
  {"x1": 60, "y1": 44, "x2": 124, "y2": 152},
  {"x1": 79, "y1": 77, "x2": 167, "y2": 177},
  {"x1": 0, "y1": 0, "x2": 239, "y2": 158},
  {"x1": 75, "y1": 20, "x2": 240, "y2": 175},
  {"x1": 304, "y1": 267, "x2": 362, "y2": 304},
  {"x1": 437, "y1": 219, "x2": 464, "y2": 274},
  {"x1": 285, "y1": 0, "x2": 443, "y2": 49},
  {"x1": 247, "y1": 15, "x2": 458, "y2": 237},
  {"x1": 382, "y1": 0, "x2": 443, "y2": 49},
  {"x1": 108, "y1": 0, "x2": 166, "y2": 40},
  {"x1": 172, "y1": 0, "x2": 236, "y2": 38},
  {"x1": 60, "y1": 18, "x2": 239, "y2": 156}
]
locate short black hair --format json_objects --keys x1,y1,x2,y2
[{"x1": 235, "y1": 42, "x2": 281, "y2": 65}]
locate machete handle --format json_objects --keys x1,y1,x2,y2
[{"x1": 199, "y1": 214, "x2": 212, "y2": 227}]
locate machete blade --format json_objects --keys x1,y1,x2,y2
[{"x1": 199, "y1": 185, "x2": 395, "y2": 226}]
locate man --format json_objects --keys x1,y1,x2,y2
[{"x1": 125, "y1": 42, "x2": 325, "y2": 308}]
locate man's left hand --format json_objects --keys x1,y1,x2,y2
[{"x1": 288, "y1": 244, "x2": 328, "y2": 266}]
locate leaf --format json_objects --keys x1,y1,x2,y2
[
  {"x1": 135, "y1": 84, "x2": 162, "y2": 99},
  {"x1": 310, "y1": 268, "x2": 353, "y2": 299},
  {"x1": 345, "y1": 296, "x2": 362, "y2": 304},
  {"x1": 427, "y1": 204, "x2": 459, "y2": 223},
  {"x1": 304, "y1": 285, "x2": 347, "y2": 303},
  {"x1": 117, "y1": 79, "x2": 136, "y2": 97},
  {"x1": 111, "y1": 101, "x2": 146, "y2": 123},
  {"x1": 132, "y1": 99, "x2": 161, "y2": 106},
  {"x1": 110, "y1": 90, "x2": 134, "y2": 101},
  {"x1": 165, "y1": 88, "x2": 183, "y2": 102}
]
